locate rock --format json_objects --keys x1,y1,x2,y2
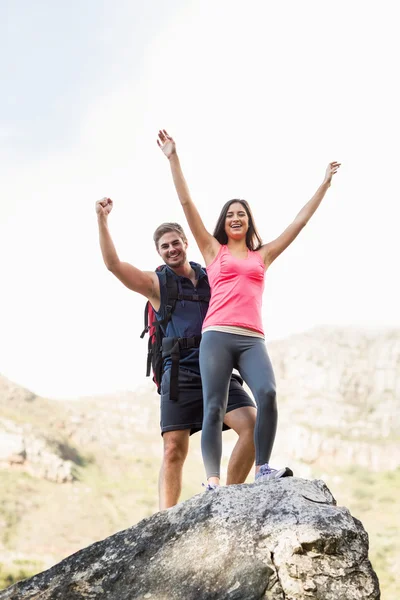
[
  {"x1": 0, "y1": 418, "x2": 74, "y2": 483},
  {"x1": 0, "y1": 420, "x2": 25, "y2": 462},
  {"x1": 0, "y1": 478, "x2": 380, "y2": 600},
  {"x1": 0, "y1": 376, "x2": 36, "y2": 404}
]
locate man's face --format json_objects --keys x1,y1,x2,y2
[{"x1": 157, "y1": 231, "x2": 188, "y2": 268}]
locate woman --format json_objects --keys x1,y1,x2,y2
[{"x1": 157, "y1": 129, "x2": 340, "y2": 488}]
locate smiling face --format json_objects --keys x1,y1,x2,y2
[
  {"x1": 224, "y1": 201, "x2": 250, "y2": 240},
  {"x1": 157, "y1": 231, "x2": 188, "y2": 269}
]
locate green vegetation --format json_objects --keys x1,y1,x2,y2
[
  {"x1": 321, "y1": 465, "x2": 400, "y2": 600},
  {"x1": 0, "y1": 559, "x2": 44, "y2": 590}
]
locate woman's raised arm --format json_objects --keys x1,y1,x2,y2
[
  {"x1": 157, "y1": 129, "x2": 219, "y2": 264},
  {"x1": 260, "y1": 161, "x2": 341, "y2": 267}
]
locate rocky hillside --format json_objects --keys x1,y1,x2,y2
[
  {"x1": 269, "y1": 327, "x2": 400, "y2": 471},
  {"x1": 0, "y1": 326, "x2": 399, "y2": 597}
]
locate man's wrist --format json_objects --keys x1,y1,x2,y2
[{"x1": 97, "y1": 214, "x2": 108, "y2": 226}]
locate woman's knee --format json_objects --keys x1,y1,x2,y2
[
  {"x1": 204, "y1": 400, "x2": 226, "y2": 427},
  {"x1": 254, "y1": 386, "x2": 277, "y2": 412}
]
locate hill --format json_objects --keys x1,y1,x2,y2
[{"x1": 0, "y1": 326, "x2": 399, "y2": 597}]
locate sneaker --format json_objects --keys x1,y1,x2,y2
[
  {"x1": 202, "y1": 482, "x2": 219, "y2": 491},
  {"x1": 255, "y1": 464, "x2": 293, "y2": 482}
]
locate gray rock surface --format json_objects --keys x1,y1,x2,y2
[{"x1": 0, "y1": 478, "x2": 380, "y2": 600}]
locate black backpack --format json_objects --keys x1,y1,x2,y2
[{"x1": 140, "y1": 265, "x2": 210, "y2": 400}]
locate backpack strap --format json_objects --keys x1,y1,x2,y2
[
  {"x1": 162, "y1": 269, "x2": 180, "y2": 401},
  {"x1": 155, "y1": 267, "x2": 179, "y2": 332},
  {"x1": 141, "y1": 301, "x2": 152, "y2": 377},
  {"x1": 162, "y1": 335, "x2": 203, "y2": 401},
  {"x1": 169, "y1": 340, "x2": 181, "y2": 401},
  {"x1": 140, "y1": 301, "x2": 157, "y2": 378},
  {"x1": 177, "y1": 293, "x2": 210, "y2": 303},
  {"x1": 140, "y1": 302, "x2": 149, "y2": 339}
]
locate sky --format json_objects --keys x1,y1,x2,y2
[{"x1": 0, "y1": 0, "x2": 399, "y2": 399}]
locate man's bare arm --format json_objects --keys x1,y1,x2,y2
[{"x1": 96, "y1": 197, "x2": 160, "y2": 308}]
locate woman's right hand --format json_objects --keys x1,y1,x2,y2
[
  {"x1": 157, "y1": 129, "x2": 176, "y2": 159},
  {"x1": 323, "y1": 161, "x2": 341, "y2": 185}
]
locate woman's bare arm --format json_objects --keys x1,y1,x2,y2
[
  {"x1": 259, "y1": 162, "x2": 341, "y2": 267},
  {"x1": 157, "y1": 130, "x2": 219, "y2": 265}
]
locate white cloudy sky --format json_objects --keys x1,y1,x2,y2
[{"x1": 0, "y1": 0, "x2": 398, "y2": 398}]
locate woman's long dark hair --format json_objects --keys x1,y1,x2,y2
[{"x1": 213, "y1": 199, "x2": 263, "y2": 251}]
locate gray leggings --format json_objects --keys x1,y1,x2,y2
[{"x1": 199, "y1": 331, "x2": 277, "y2": 479}]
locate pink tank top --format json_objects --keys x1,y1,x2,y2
[{"x1": 202, "y1": 245, "x2": 265, "y2": 334}]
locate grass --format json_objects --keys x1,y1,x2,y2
[
  {"x1": 322, "y1": 465, "x2": 400, "y2": 600},
  {"x1": 0, "y1": 559, "x2": 44, "y2": 590},
  {"x1": 0, "y1": 471, "x2": 41, "y2": 547}
]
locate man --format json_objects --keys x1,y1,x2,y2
[{"x1": 96, "y1": 197, "x2": 257, "y2": 509}]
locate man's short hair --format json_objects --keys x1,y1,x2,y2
[{"x1": 153, "y1": 223, "x2": 188, "y2": 248}]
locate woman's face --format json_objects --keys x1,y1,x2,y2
[{"x1": 224, "y1": 202, "x2": 249, "y2": 240}]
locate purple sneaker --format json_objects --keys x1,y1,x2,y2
[
  {"x1": 255, "y1": 464, "x2": 293, "y2": 482},
  {"x1": 202, "y1": 482, "x2": 219, "y2": 491}
]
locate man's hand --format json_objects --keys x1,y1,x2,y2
[
  {"x1": 323, "y1": 161, "x2": 341, "y2": 185},
  {"x1": 157, "y1": 129, "x2": 176, "y2": 159},
  {"x1": 96, "y1": 197, "x2": 113, "y2": 218}
]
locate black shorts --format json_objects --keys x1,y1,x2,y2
[{"x1": 160, "y1": 368, "x2": 255, "y2": 436}]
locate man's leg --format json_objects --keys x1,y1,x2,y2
[
  {"x1": 223, "y1": 406, "x2": 257, "y2": 484},
  {"x1": 159, "y1": 429, "x2": 190, "y2": 510}
]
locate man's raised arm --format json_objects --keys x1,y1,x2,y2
[{"x1": 96, "y1": 197, "x2": 159, "y2": 306}]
